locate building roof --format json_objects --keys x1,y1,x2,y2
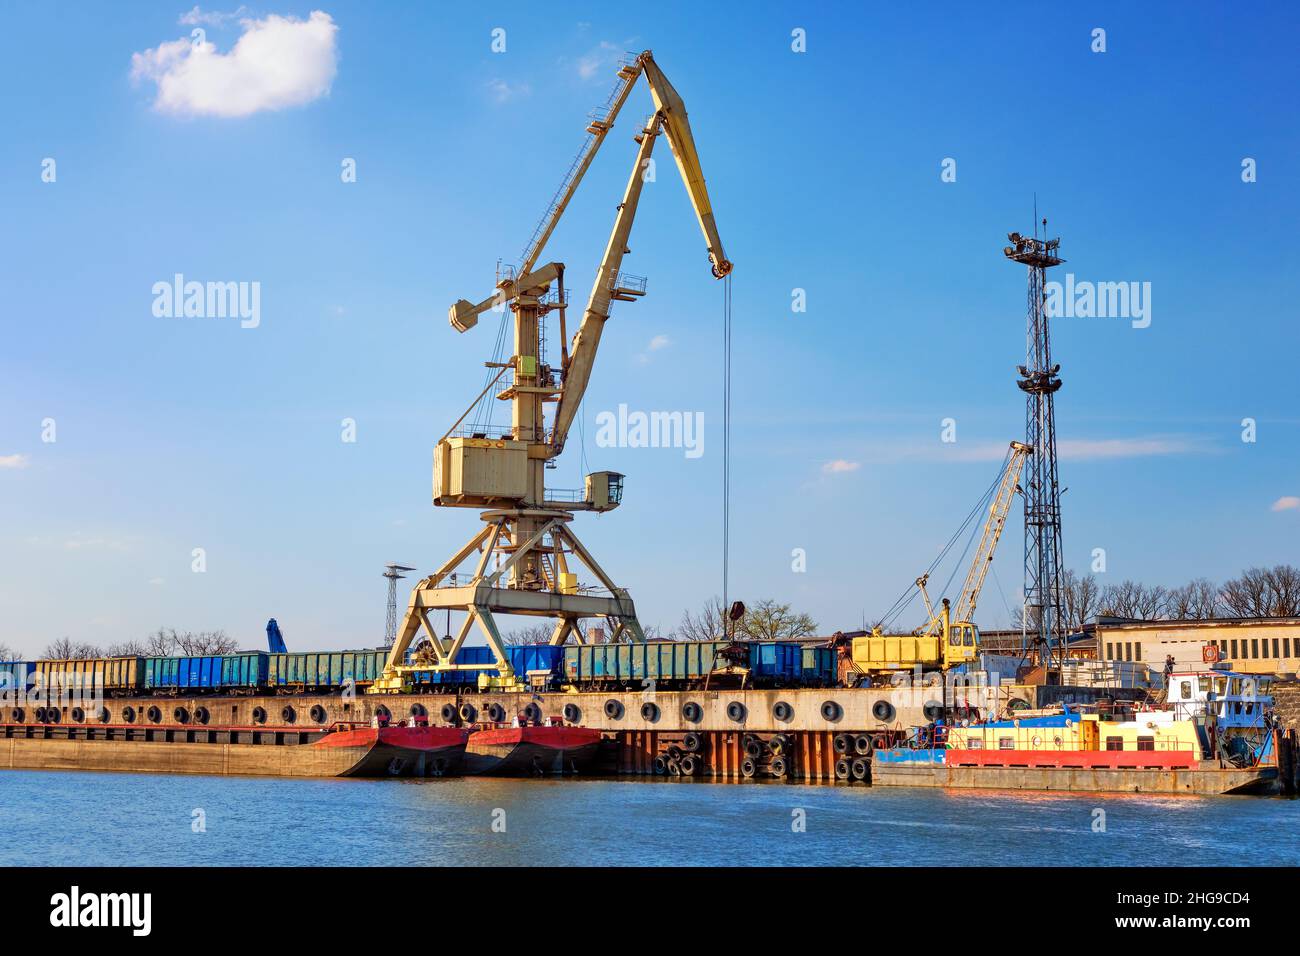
[{"x1": 1095, "y1": 616, "x2": 1300, "y2": 632}]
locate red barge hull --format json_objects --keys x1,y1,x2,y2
[
  {"x1": 320, "y1": 725, "x2": 469, "y2": 777},
  {"x1": 464, "y1": 726, "x2": 602, "y2": 776}
]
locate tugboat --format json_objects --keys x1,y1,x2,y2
[{"x1": 872, "y1": 679, "x2": 1280, "y2": 795}]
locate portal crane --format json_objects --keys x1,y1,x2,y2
[{"x1": 371, "y1": 51, "x2": 730, "y2": 692}]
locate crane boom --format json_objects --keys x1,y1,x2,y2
[{"x1": 953, "y1": 441, "x2": 1033, "y2": 624}]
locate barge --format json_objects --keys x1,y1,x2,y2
[{"x1": 0, "y1": 721, "x2": 468, "y2": 779}]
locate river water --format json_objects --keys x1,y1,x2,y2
[{"x1": 2, "y1": 770, "x2": 1295, "y2": 866}]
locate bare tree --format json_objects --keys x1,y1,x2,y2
[
  {"x1": 738, "y1": 599, "x2": 817, "y2": 641},
  {"x1": 144, "y1": 628, "x2": 178, "y2": 656},
  {"x1": 1221, "y1": 565, "x2": 1300, "y2": 617},
  {"x1": 501, "y1": 623, "x2": 555, "y2": 646},
  {"x1": 0, "y1": 643, "x2": 18, "y2": 661},
  {"x1": 173, "y1": 630, "x2": 240, "y2": 655},
  {"x1": 106, "y1": 640, "x2": 148, "y2": 657},
  {"x1": 1098, "y1": 580, "x2": 1168, "y2": 620},
  {"x1": 40, "y1": 638, "x2": 103, "y2": 660},
  {"x1": 1166, "y1": 578, "x2": 1221, "y2": 620},
  {"x1": 672, "y1": 596, "x2": 728, "y2": 642},
  {"x1": 1061, "y1": 569, "x2": 1101, "y2": 632}
]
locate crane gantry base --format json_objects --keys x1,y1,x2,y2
[{"x1": 369, "y1": 510, "x2": 647, "y2": 694}]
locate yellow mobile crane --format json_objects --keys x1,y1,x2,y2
[
  {"x1": 371, "y1": 51, "x2": 731, "y2": 693},
  {"x1": 847, "y1": 441, "x2": 1032, "y2": 684}
]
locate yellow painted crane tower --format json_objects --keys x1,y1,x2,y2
[{"x1": 371, "y1": 51, "x2": 731, "y2": 693}]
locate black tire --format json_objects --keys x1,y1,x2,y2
[
  {"x1": 682, "y1": 732, "x2": 703, "y2": 753},
  {"x1": 458, "y1": 703, "x2": 477, "y2": 723},
  {"x1": 562, "y1": 703, "x2": 580, "y2": 723},
  {"x1": 682, "y1": 701, "x2": 702, "y2": 722},
  {"x1": 773, "y1": 700, "x2": 794, "y2": 722},
  {"x1": 770, "y1": 734, "x2": 792, "y2": 755},
  {"x1": 440, "y1": 703, "x2": 457, "y2": 723},
  {"x1": 604, "y1": 699, "x2": 623, "y2": 719},
  {"x1": 486, "y1": 703, "x2": 505, "y2": 723},
  {"x1": 121, "y1": 706, "x2": 135, "y2": 724},
  {"x1": 820, "y1": 700, "x2": 841, "y2": 721},
  {"x1": 310, "y1": 705, "x2": 328, "y2": 724},
  {"x1": 252, "y1": 706, "x2": 267, "y2": 725},
  {"x1": 834, "y1": 757, "x2": 852, "y2": 781},
  {"x1": 409, "y1": 703, "x2": 427, "y2": 719},
  {"x1": 740, "y1": 757, "x2": 758, "y2": 779},
  {"x1": 640, "y1": 702, "x2": 659, "y2": 722},
  {"x1": 743, "y1": 738, "x2": 764, "y2": 759},
  {"x1": 770, "y1": 755, "x2": 788, "y2": 778},
  {"x1": 173, "y1": 706, "x2": 190, "y2": 724},
  {"x1": 522, "y1": 703, "x2": 541, "y2": 723},
  {"x1": 872, "y1": 699, "x2": 895, "y2": 722},
  {"x1": 679, "y1": 754, "x2": 698, "y2": 776},
  {"x1": 854, "y1": 734, "x2": 872, "y2": 756},
  {"x1": 667, "y1": 758, "x2": 682, "y2": 777},
  {"x1": 34, "y1": 707, "x2": 46, "y2": 723},
  {"x1": 726, "y1": 701, "x2": 746, "y2": 723},
  {"x1": 71, "y1": 707, "x2": 85, "y2": 723},
  {"x1": 833, "y1": 733, "x2": 853, "y2": 755},
  {"x1": 851, "y1": 756, "x2": 870, "y2": 781},
  {"x1": 193, "y1": 707, "x2": 209, "y2": 725},
  {"x1": 147, "y1": 706, "x2": 161, "y2": 724},
  {"x1": 280, "y1": 705, "x2": 296, "y2": 724},
  {"x1": 923, "y1": 701, "x2": 944, "y2": 721},
  {"x1": 12, "y1": 707, "x2": 24, "y2": 723},
  {"x1": 48, "y1": 708, "x2": 60, "y2": 724},
  {"x1": 652, "y1": 754, "x2": 668, "y2": 775}
]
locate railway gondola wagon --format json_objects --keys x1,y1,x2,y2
[
  {"x1": 34, "y1": 657, "x2": 143, "y2": 698},
  {"x1": 0, "y1": 660, "x2": 35, "y2": 696},
  {"x1": 220, "y1": 652, "x2": 270, "y2": 693}
]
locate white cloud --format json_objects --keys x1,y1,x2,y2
[
  {"x1": 148, "y1": 577, "x2": 166, "y2": 586},
  {"x1": 0, "y1": 453, "x2": 30, "y2": 469},
  {"x1": 577, "y1": 41, "x2": 625, "y2": 81},
  {"x1": 1272, "y1": 496, "x2": 1300, "y2": 512},
  {"x1": 131, "y1": 11, "x2": 339, "y2": 118},
  {"x1": 486, "y1": 78, "x2": 531, "y2": 103},
  {"x1": 822, "y1": 459, "x2": 861, "y2": 474},
  {"x1": 179, "y1": 5, "x2": 248, "y2": 27},
  {"x1": 648, "y1": 334, "x2": 671, "y2": 351}
]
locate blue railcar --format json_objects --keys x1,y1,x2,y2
[
  {"x1": 749, "y1": 642, "x2": 802, "y2": 684},
  {"x1": 409, "y1": 645, "x2": 563, "y2": 688},
  {"x1": 799, "y1": 646, "x2": 837, "y2": 686},
  {"x1": 220, "y1": 652, "x2": 268, "y2": 689},
  {"x1": 0, "y1": 661, "x2": 35, "y2": 695},
  {"x1": 145, "y1": 655, "x2": 224, "y2": 691}
]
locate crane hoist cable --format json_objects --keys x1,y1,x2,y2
[
  {"x1": 722, "y1": 273, "x2": 733, "y2": 638},
  {"x1": 878, "y1": 446, "x2": 1013, "y2": 631}
]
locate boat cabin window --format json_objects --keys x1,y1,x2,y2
[
  {"x1": 1198, "y1": 676, "x2": 1211, "y2": 693},
  {"x1": 998, "y1": 737, "x2": 1015, "y2": 750},
  {"x1": 1179, "y1": 680, "x2": 1192, "y2": 700},
  {"x1": 1137, "y1": 736, "x2": 1155, "y2": 751},
  {"x1": 967, "y1": 737, "x2": 984, "y2": 749},
  {"x1": 1105, "y1": 736, "x2": 1124, "y2": 751}
]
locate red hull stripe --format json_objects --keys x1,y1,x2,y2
[
  {"x1": 316, "y1": 727, "x2": 469, "y2": 750},
  {"x1": 468, "y1": 727, "x2": 602, "y2": 749},
  {"x1": 948, "y1": 749, "x2": 1198, "y2": 770}
]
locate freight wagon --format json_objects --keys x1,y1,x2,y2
[
  {"x1": 143, "y1": 653, "x2": 269, "y2": 695},
  {"x1": 409, "y1": 645, "x2": 564, "y2": 690},
  {"x1": 34, "y1": 657, "x2": 143, "y2": 696},
  {"x1": 266, "y1": 649, "x2": 388, "y2": 694},
  {"x1": 0, "y1": 661, "x2": 35, "y2": 695},
  {"x1": 563, "y1": 640, "x2": 836, "y2": 690}
]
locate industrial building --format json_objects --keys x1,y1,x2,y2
[{"x1": 1095, "y1": 617, "x2": 1300, "y2": 676}]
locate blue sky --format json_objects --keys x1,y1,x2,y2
[{"x1": 1, "y1": 2, "x2": 1297, "y2": 656}]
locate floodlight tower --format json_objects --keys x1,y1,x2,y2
[
  {"x1": 383, "y1": 564, "x2": 417, "y2": 646},
  {"x1": 1003, "y1": 221, "x2": 1065, "y2": 674}
]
